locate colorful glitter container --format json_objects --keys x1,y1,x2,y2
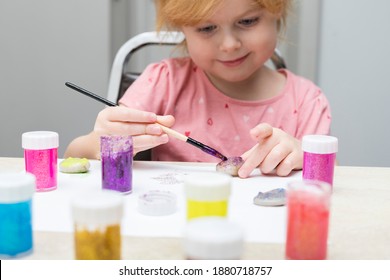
[
  {"x1": 0, "y1": 173, "x2": 35, "y2": 258},
  {"x1": 71, "y1": 190, "x2": 124, "y2": 260},
  {"x1": 302, "y1": 135, "x2": 338, "y2": 187},
  {"x1": 184, "y1": 172, "x2": 231, "y2": 220},
  {"x1": 100, "y1": 135, "x2": 133, "y2": 194},
  {"x1": 183, "y1": 217, "x2": 244, "y2": 260},
  {"x1": 22, "y1": 131, "x2": 59, "y2": 192},
  {"x1": 285, "y1": 180, "x2": 332, "y2": 260}
]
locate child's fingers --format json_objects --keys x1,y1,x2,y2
[
  {"x1": 275, "y1": 152, "x2": 298, "y2": 177},
  {"x1": 95, "y1": 120, "x2": 162, "y2": 136},
  {"x1": 238, "y1": 146, "x2": 262, "y2": 178},
  {"x1": 239, "y1": 127, "x2": 280, "y2": 178},
  {"x1": 105, "y1": 106, "x2": 157, "y2": 123},
  {"x1": 132, "y1": 134, "x2": 169, "y2": 155},
  {"x1": 250, "y1": 123, "x2": 273, "y2": 142},
  {"x1": 156, "y1": 115, "x2": 175, "y2": 127},
  {"x1": 238, "y1": 140, "x2": 276, "y2": 178},
  {"x1": 259, "y1": 143, "x2": 291, "y2": 174},
  {"x1": 240, "y1": 124, "x2": 303, "y2": 178},
  {"x1": 95, "y1": 107, "x2": 176, "y2": 137},
  {"x1": 240, "y1": 144, "x2": 258, "y2": 160}
]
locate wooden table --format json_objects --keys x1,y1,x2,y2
[{"x1": 1, "y1": 157, "x2": 389, "y2": 260}]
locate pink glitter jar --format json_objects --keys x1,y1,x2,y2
[
  {"x1": 22, "y1": 131, "x2": 59, "y2": 192},
  {"x1": 302, "y1": 135, "x2": 338, "y2": 188}
]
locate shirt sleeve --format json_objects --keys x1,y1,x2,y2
[{"x1": 295, "y1": 86, "x2": 332, "y2": 139}]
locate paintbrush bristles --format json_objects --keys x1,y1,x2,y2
[{"x1": 159, "y1": 125, "x2": 188, "y2": 142}]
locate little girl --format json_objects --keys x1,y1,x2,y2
[{"x1": 65, "y1": 0, "x2": 331, "y2": 178}]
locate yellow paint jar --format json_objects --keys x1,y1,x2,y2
[
  {"x1": 71, "y1": 190, "x2": 123, "y2": 260},
  {"x1": 184, "y1": 172, "x2": 231, "y2": 220}
]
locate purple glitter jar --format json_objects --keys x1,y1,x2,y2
[
  {"x1": 302, "y1": 135, "x2": 338, "y2": 188},
  {"x1": 101, "y1": 135, "x2": 133, "y2": 194}
]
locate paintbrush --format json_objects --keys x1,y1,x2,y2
[{"x1": 65, "y1": 82, "x2": 227, "y2": 161}]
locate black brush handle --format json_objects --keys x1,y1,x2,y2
[{"x1": 65, "y1": 82, "x2": 117, "y2": 107}]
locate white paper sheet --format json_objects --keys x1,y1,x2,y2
[{"x1": 33, "y1": 160, "x2": 302, "y2": 243}]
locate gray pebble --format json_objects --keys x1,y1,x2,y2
[{"x1": 253, "y1": 188, "x2": 286, "y2": 207}]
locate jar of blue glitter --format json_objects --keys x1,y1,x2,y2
[{"x1": 0, "y1": 173, "x2": 35, "y2": 258}]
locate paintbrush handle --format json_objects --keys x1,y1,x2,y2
[
  {"x1": 65, "y1": 82, "x2": 117, "y2": 106},
  {"x1": 158, "y1": 125, "x2": 188, "y2": 142},
  {"x1": 158, "y1": 124, "x2": 227, "y2": 161}
]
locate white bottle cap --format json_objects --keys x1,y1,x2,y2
[
  {"x1": 138, "y1": 190, "x2": 177, "y2": 216},
  {"x1": 22, "y1": 131, "x2": 59, "y2": 150},
  {"x1": 184, "y1": 172, "x2": 231, "y2": 201},
  {"x1": 0, "y1": 173, "x2": 36, "y2": 203},
  {"x1": 184, "y1": 217, "x2": 244, "y2": 259},
  {"x1": 71, "y1": 190, "x2": 123, "y2": 226},
  {"x1": 302, "y1": 135, "x2": 338, "y2": 154}
]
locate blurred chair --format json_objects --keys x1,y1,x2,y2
[
  {"x1": 107, "y1": 31, "x2": 287, "y2": 160},
  {"x1": 107, "y1": 31, "x2": 185, "y2": 104}
]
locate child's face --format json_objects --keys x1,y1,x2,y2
[{"x1": 181, "y1": 0, "x2": 279, "y2": 83}]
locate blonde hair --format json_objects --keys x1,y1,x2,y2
[{"x1": 155, "y1": 0, "x2": 291, "y2": 32}]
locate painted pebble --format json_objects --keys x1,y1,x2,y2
[
  {"x1": 253, "y1": 188, "x2": 286, "y2": 206},
  {"x1": 216, "y1": 156, "x2": 244, "y2": 177},
  {"x1": 60, "y1": 157, "x2": 90, "y2": 173}
]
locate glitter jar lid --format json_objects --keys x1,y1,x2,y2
[
  {"x1": 302, "y1": 135, "x2": 338, "y2": 154},
  {"x1": 71, "y1": 190, "x2": 123, "y2": 226},
  {"x1": 184, "y1": 172, "x2": 231, "y2": 201},
  {"x1": 100, "y1": 135, "x2": 133, "y2": 154},
  {"x1": 138, "y1": 190, "x2": 177, "y2": 216},
  {"x1": 184, "y1": 217, "x2": 244, "y2": 259},
  {"x1": 0, "y1": 173, "x2": 36, "y2": 203},
  {"x1": 22, "y1": 131, "x2": 59, "y2": 150}
]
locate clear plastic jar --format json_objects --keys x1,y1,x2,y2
[
  {"x1": 71, "y1": 190, "x2": 123, "y2": 260},
  {"x1": 302, "y1": 135, "x2": 338, "y2": 188},
  {"x1": 0, "y1": 173, "x2": 35, "y2": 258},
  {"x1": 22, "y1": 131, "x2": 59, "y2": 191},
  {"x1": 100, "y1": 135, "x2": 133, "y2": 194},
  {"x1": 184, "y1": 217, "x2": 244, "y2": 259},
  {"x1": 184, "y1": 172, "x2": 231, "y2": 220},
  {"x1": 285, "y1": 180, "x2": 332, "y2": 260}
]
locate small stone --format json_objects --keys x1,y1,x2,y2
[
  {"x1": 216, "y1": 156, "x2": 244, "y2": 177},
  {"x1": 253, "y1": 188, "x2": 286, "y2": 206},
  {"x1": 60, "y1": 157, "x2": 90, "y2": 173}
]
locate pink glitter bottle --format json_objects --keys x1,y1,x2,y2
[
  {"x1": 302, "y1": 135, "x2": 338, "y2": 188},
  {"x1": 22, "y1": 131, "x2": 59, "y2": 192},
  {"x1": 285, "y1": 180, "x2": 331, "y2": 260}
]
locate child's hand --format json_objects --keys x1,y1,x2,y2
[
  {"x1": 238, "y1": 123, "x2": 302, "y2": 178},
  {"x1": 93, "y1": 106, "x2": 174, "y2": 155}
]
